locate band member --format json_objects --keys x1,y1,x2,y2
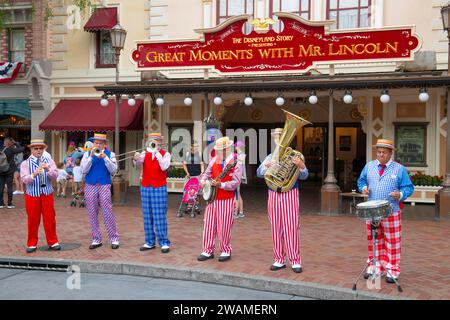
[
  {"x1": 20, "y1": 139, "x2": 61, "y2": 253},
  {"x1": 80, "y1": 133, "x2": 119, "y2": 250},
  {"x1": 357, "y1": 139, "x2": 414, "y2": 283},
  {"x1": 256, "y1": 128, "x2": 308, "y2": 273},
  {"x1": 133, "y1": 133, "x2": 171, "y2": 253},
  {"x1": 198, "y1": 137, "x2": 242, "y2": 262}
]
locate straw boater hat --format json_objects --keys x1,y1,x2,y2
[
  {"x1": 271, "y1": 128, "x2": 283, "y2": 136},
  {"x1": 28, "y1": 139, "x2": 47, "y2": 148},
  {"x1": 214, "y1": 137, "x2": 234, "y2": 150},
  {"x1": 92, "y1": 133, "x2": 108, "y2": 141},
  {"x1": 147, "y1": 133, "x2": 163, "y2": 140},
  {"x1": 373, "y1": 138, "x2": 395, "y2": 150}
]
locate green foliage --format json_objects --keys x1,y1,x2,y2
[
  {"x1": 167, "y1": 167, "x2": 187, "y2": 179},
  {"x1": 409, "y1": 172, "x2": 444, "y2": 187}
]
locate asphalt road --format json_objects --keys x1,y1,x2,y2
[{"x1": 0, "y1": 267, "x2": 312, "y2": 300}]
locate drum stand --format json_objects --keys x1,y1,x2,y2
[{"x1": 352, "y1": 219, "x2": 403, "y2": 293}]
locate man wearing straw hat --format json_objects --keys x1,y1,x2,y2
[
  {"x1": 20, "y1": 139, "x2": 61, "y2": 253},
  {"x1": 357, "y1": 138, "x2": 414, "y2": 284},
  {"x1": 257, "y1": 128, "x2": 309, "y2": 274},
  {"x1": 133, "y1": 133, "x2": 172, "y2": 253},
  {"x1": 197, "y1": 136, "x2": 242, "y2": 262},
  {"x1": 81, "y1": 133, "x2": 119, "y2": 250}
]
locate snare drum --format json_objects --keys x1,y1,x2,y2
[{"x1": 355, "y1": 200, "x2": 393, "y2": 221}]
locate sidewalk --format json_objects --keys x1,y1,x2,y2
[{"x1": 0, "y1": 188, "x2": 449, "y2": 300}]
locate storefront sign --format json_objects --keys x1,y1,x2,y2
[{"x1": 131, "y1": 13, "x2": 421, "y2": 75}]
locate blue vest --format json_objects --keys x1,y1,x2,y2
[
  {"x1": 366, "y1": 160, "x2": 403, "y2": 212},
  {"x1": 85, "y1": 150, "x2": 112, "y2": 185},
  {"x1": 26, "y1": 156, "x2": 54, "y2": 197}
]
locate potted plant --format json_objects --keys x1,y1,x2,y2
[
  {"x1": 166, "y1": 166, "x2": 187, "y2": 193},
  {"x1": 405, "y1": 172, "x2": 443, "y2": 205}
]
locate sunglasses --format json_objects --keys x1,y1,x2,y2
[{"x1": 33, "y1": 147, "x2": 44, "y2": 150}]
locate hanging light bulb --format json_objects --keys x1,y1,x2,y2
[
  {"x1": 155, "y1": 95, "x2": 165, "y2": 106},
  {"x1": 184, "y1": 95, "x2": 193, "y2": 106},
  {"x1": 308, "y1": 91, "x2": 318, "y2": 105},
  {"x1": 100, "y1": 95, "x2": 109, "y2": 107},
  {"x1": 128, "y1": 95, "x2": 136, "y2": 106},
  {"x1": 418, "y1": 88, "x2": 429, "y2": 102},
  {"x1": 275, "y1": 95, "x2": 285, "y2": 106},
  {"x1": 244, "y1": 94, "x2": 253, "y2": 106},
  {"x1": 380, "y1": 90, "x2": 390, "y2": 104},
  {"x1": 343, "y1": 90, "x2": 353, "y2": 104},
  {"x1": 213, "y1": 95, "x2": 223, "y2": 105}
]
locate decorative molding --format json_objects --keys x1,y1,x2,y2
[
  {"x1": 372, "y1": 117, "x2": 384, "y2": 138},
  {"x1": 440, "y1": 117, "x2": 447, "y2": 138}
]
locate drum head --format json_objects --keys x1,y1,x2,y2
[
  {"x1": 202, "y1": 180, "x2": 212, "y2": 201},
  {"x1": 356, "y1": 199, "x2": 389, "y2": 209}
]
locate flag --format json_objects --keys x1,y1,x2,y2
[{"x1": 0, "y1": 62, "x2": 22, "y2": 84}]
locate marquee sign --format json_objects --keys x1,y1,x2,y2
[{"x1": 131, "y1": 13, "x2": 421, "y2": 75}]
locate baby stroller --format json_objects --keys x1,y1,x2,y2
[
  {"x1": 70, "y1": 183, "x2": 85, "y2": 208},
  {"x1": 177, "y1": 177, "x2": 201, "y2": 218}
]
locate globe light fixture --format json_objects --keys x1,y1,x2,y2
[
  {"x1": 244, "y1": 94, "x2": 253, "y2": 106},
  {"x1": 343, "y1": 90, "x2": 353, "y2": 104},
  {"x1": 213, "y1": 95, "x2": 223, "y2": 105},
  {"x1": 128, "y1": 95, "x2": 136, "y2": 106},
  {"x1": 100, "y1": 95, "x2": 109, "y2": 107},
  {"x1": 275, "y1": 95, "x2": 285, "y2": 106},
  {"x1": 155, "y1": 96, "x2": 165, "y2": 107},
  {"x1": 380, "y1": 90, "x2": 390, "y2": 104},
  {"x1": 418, "y1": 88, "x2": 429, "y2": 102},
  {"x1": 308, "y1": 91, "x2": 318, "y2": 105},
  {"x1": 184, "y1": 96, "x2": 193, "y2": 106}
]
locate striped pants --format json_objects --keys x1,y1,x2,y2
[
  {"x1": 202, "y1": 198, "x2": 235, "y2": 255},
  {"x1": 25, "y1": 193, "x2": 59, "y2": 247},
  {"x1": 140, "y1": 185, "x2": 170, "y2": 247},
  {"x1": 84, "y1": 184, "x2": 119, "y2": 244},
  {"x1": 268, "y1": 188, "x2": 301, "y2": 266},
  {"x1": 366, "y1": 210, "x2": 402, "y2": 278}
]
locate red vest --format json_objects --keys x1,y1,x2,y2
[
  {"x1": 141, "y1": 150, "x2": 167, "y2": 188},
  {"x1": 212, "y1": 157, "x2": 236, "y2": 200}
]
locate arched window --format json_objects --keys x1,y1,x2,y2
[
  {"x1": 326, "y1": 0, "x2": 371, "y2": 30},
  {"x1": 31, "y1": 77, "x2": 39, "y2": 100}
]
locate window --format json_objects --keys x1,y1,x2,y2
[
  {"x1": 394, "y1": 123, "x2": 428, "y2": 167},
  {"x1": 9, "y1": 29, "x2": 25, "y2": 63},
  {"x1": 217, "y1": 0, "x2": 256, "y2": 24},
  {"x1": 327, "y1": 0, "x2": 371, "y2": 30},
  {"x1": 168, "y1": 125, "x2": 193, "y2": 163},
  {"x1": 96, "y1": 30, "x2": 115, "y2": 68},
  {"x1": 270, "y1": 0, "x2": 311, "y2": 20}
]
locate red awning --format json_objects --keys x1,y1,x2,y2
[
  {"x1": 39, "y1": 99, "x2": 143, "y2": 132},
  {"x1": 84, "y1": 7, "x2": 118, "y2": 32}
]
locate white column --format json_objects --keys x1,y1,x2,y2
[
  {"x1": 312, "y1": 0, "x2": 324, "y2": 21},
  {"x1": 203, "y1": 0, "x2": 213, "y2": 28},
  {"x1": 373, "y1": 0, "x2": 384, "y2": 28},
  {"x1": 256, "y1": 0, "x2": 265, "y2": 19}
]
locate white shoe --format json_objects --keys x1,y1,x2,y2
[
  {"x1": 272, "y1": 262, "x2": 285, "y2": 268},
  {"x1": 6, "y1": 205, "x2": 15, "y2": 209},
  {"x1": 13, "y1": 191, "x2": 22, "y2": 195},
  {"x1": 0, "y1": 206, "x2": 5, "y2": 209}
]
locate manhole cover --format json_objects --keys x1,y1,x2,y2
[{"x1": 38, "y1": 243, "x2": 82, "y2": 251}]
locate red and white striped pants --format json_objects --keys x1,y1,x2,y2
[
  {"x1": 202, "y1": 198, "x2": 235, "y2": 255},
  {"x1": 366, "y1": 210, "x2": 402, "y2": 278},
  {"x1": 268, "y1": 188, "x2": 301, "y2": 266}
]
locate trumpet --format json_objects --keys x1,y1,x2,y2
[{"x1": 93, "y1": 148, "x2": 104, "y2": 157}]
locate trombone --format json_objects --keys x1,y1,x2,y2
[{"x1": 115, "y1": 140, "x2": 168, "y2": 163}]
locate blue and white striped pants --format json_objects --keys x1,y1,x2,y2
[{"x1": 140, "y1": 185, "x2": 170, "y2": 247}]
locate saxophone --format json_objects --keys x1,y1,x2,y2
[{"x1": 264, "y1": 109, "x2": 312, "y2": 192}]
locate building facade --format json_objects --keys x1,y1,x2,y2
[
  {"x1": 37, "y1": 0, "x2": 448, "y2": 195},
  {"x1": 0, "y1": 0, "x2": 52, "y2": 147}
]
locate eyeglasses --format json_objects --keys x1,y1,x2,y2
[{"x1": 33, "y1": 147, "x2": 44, "y2": 150}]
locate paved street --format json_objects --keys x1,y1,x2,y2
[
  {"x1": 0, "y1": 268, "x2": 311, "y2": 300},
  {"x1": 0, "y1": 186, "x2": 449, "y2": 299}
]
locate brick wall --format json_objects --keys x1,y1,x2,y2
[
  {"x1": 0, "y1": 0, "x2": 48, "y2": 73},
  {"x1": 1, "y1": 30, "x2": 8, "y2": 62}
]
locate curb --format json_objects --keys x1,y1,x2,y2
[{"x1": 0, "y1": 255, "x2": 411, "y2": 300}]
